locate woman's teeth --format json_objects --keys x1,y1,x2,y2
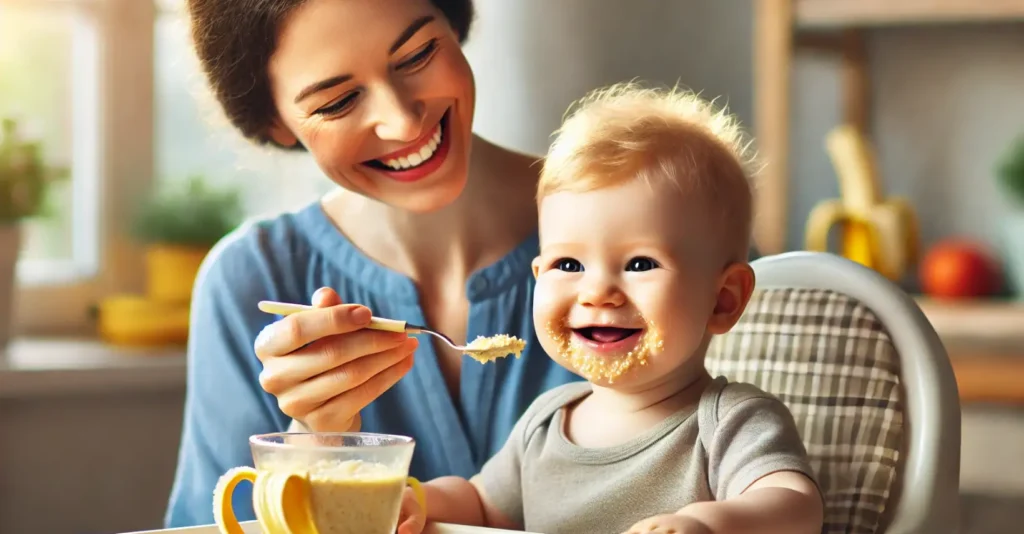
[{"x1": 379, "y1": 127, "x2": 442, "y2": 170}]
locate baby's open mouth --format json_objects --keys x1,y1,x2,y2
[
  {"x1": 573, "y1": 326, "x2": 643, "y2": 344},
  {"x1": 555, "y1": 319, "x2": 661, "y2": 382}
]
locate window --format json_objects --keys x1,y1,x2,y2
[
  {"x1": 154, "y1": 1, "x2": 329, "y2": 218},
  {"x1": 1, "y1": 5, "x2": 74, "y2": 270},
  {"x1": 1, "y1": 2, "x2": 100, "y2": 282},
  {"x1": 2, "y1": 0, "x2": 327, "y2": 336},
  {"x1": 1, "y1": 0, "x2": 109, "y2": 335}
]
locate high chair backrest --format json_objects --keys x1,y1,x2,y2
[{"x1": 706, "y1": 252, "x2": 961, "y2": 534}]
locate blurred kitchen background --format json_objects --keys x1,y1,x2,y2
[{"x1": 1, "y1": 0, "x2": 1022, "y2": 533}]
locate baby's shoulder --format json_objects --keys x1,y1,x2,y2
[{"x1": 714, "y1": 379, "x2": 791, "y2": 418}]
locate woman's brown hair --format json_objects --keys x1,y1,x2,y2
[{"x1": 186, "y1": 0, "x2": 474, "y2": 149}]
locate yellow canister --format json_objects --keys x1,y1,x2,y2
[
  {"x1": 145, "y1": 244, "x2": 209, "y2": 304},
  {"x1": 97, "y1": 295, "x2": 190, "y2": 347}
]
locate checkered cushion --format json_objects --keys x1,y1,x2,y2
[{"x1": 706, "y1": 288, "x2": 903, "y2": 534}]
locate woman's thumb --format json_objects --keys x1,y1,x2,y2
[{"x1": 310, "y1": 286, "x2": 343, "y2": 308}]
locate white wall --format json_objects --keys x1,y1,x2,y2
[
  {"x1": 464, "y1": 0, "x2": 731, "y2": 157},
  {"x1": 463, "y1": 0, "x2": 1024, "y2": 262}
]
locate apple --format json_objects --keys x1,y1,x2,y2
[{"x1": 920, "y1": 239, "x2": 1003, "y2": 299}]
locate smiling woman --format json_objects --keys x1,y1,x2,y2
[
  {"x1": 165, "y1": 0, "x2": 582, "y2": 528},
  {"x1": 259, "y1": 0, "x2": 477, "y2": 213}
]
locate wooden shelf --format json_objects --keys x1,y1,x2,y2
[
  {"x1": 950, "y1": 352, "x2": 1024, "y2": 404},
  {"x1": 916, "y1": 298, "x2": 1024, "y2": 346},
  {"x1": 914, "y1": 298, "x2": 1024, "y2": 404},
  {"x1": 796, "y1": 0, "x2": 1024, "y2": 28}
]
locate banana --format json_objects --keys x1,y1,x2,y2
[{"x1": 805, "y1": 124, "x2": 920, "y2": 281}]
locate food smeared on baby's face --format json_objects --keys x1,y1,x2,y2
[
  {"x1": 464, "y1": 334, "x2": 526, "y2": 363},
  {"x1": 546, "y1": 316, "x2": 664, "y2": 383}
]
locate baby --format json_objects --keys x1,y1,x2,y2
[{"x1": 397, "y1": 83, "x2": 824, "y2": 534}]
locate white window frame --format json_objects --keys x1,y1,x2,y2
[{"x1": 6, "y1": 0, "x2": 157, "y2": 336}]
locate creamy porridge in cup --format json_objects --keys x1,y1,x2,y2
[{"x1": 214, "y1": 432, "x2": 424, "y2": 534}]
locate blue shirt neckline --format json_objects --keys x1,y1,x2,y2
[{"x1": 294, "y1": 201, "x2": 541, "y2": 303}]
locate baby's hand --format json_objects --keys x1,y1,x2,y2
[
  {"x1": 623, "y1": 513, "x2": 713, "y2": 534},
  {"x1": 395, "y1": 486, "x2": 426, "y2": 534}
]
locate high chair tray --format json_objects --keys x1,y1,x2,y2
[{"x1": 124, "y1": 520, "x2": 538, "y2": 533}]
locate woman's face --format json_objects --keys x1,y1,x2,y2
[{"x1": 267, "y1": 0, "x2": 475, "y2": 213}]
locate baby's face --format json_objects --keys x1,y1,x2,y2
[{"x1": 532, "y1": 178, "x2": 726, "y2": 391}]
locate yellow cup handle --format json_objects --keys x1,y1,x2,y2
[
  {"x1": 214, "y1": 467, "x2": 258, "y2": 534},
  {"x1": 214, "y1": 467, "x2": 318, "y2": 534},
  {"x1": 407, "y1": 476, "x2": 427, "y2": 514}
]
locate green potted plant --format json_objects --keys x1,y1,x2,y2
[
  {"x1": 997, "y1": 134, "x2": 1024, "y2": 299},
  {"x1": 131, "y1": 175, "x2": 243, "y2": 304},
  {"x1": 0, "y1": 117, "x2": 66, "y2": 347}
]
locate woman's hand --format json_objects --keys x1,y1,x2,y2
[{"x1": 254, "y1": 287, "x2": 418, "y2": 432}]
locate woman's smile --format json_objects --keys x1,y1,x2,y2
[{"x1": 362, "y1": 109, "x2": 452, "y2": 183}]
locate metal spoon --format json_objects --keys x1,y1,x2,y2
[{"x1": 257, "y1": 300, "x2": 524, "y2": 361}]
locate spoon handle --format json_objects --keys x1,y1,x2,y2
[{"x1": 257, "y1": 300, "x2": 409, "y2": 333}]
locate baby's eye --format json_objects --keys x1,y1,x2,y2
[
  {"x1": 625, "y1": 256, "x2": 659, "y2": 272},
  {"x1": 555, "y1": 258, "x2": 584, "y2": 273}
]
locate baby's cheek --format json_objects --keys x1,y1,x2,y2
[
  {"x1": 531, "y1": 309, "x2": 561, "y2": 358},
  {"x1": 531, "y1": 278, "x2": 571, "y2": 362},
  {"x1": 532, "y1": 277, "x2": 566, "y2": 320},
  {"x1": 641, "y1": 297, "x2": 707, "y2": 357},
  {"x1": 534, "y1": 326, "x2": 567, "y2": 366}
]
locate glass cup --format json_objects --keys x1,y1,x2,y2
[{"x1": 214, "y1": 432, "x2": 425, "y2": 534}]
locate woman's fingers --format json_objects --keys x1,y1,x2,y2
[
  {"x1": 258, "y1": 330, "x2": 410, "y2": 393},
  {"x1": 254, "y1": 303, "x2": 373, "y2": 359},
  {"x1": 252, "y1": 287, "x2": 420, "y2": 433},
  {"x1": 302, "y1": 349, "x2": 417, "y2": 431},
  {"x1": 311, "y1": 286, "x2": 343, "y2": 308},
  {"x1": 272, "y1": 337, "x2": 419, "y2": 416}
]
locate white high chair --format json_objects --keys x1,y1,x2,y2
[{"x1": 707, "y1": 251, "x2": 961, "y2": 534}]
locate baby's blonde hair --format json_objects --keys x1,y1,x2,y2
[{"x1": 539, "y1": 81, "x2": 757, "y2": 262}]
